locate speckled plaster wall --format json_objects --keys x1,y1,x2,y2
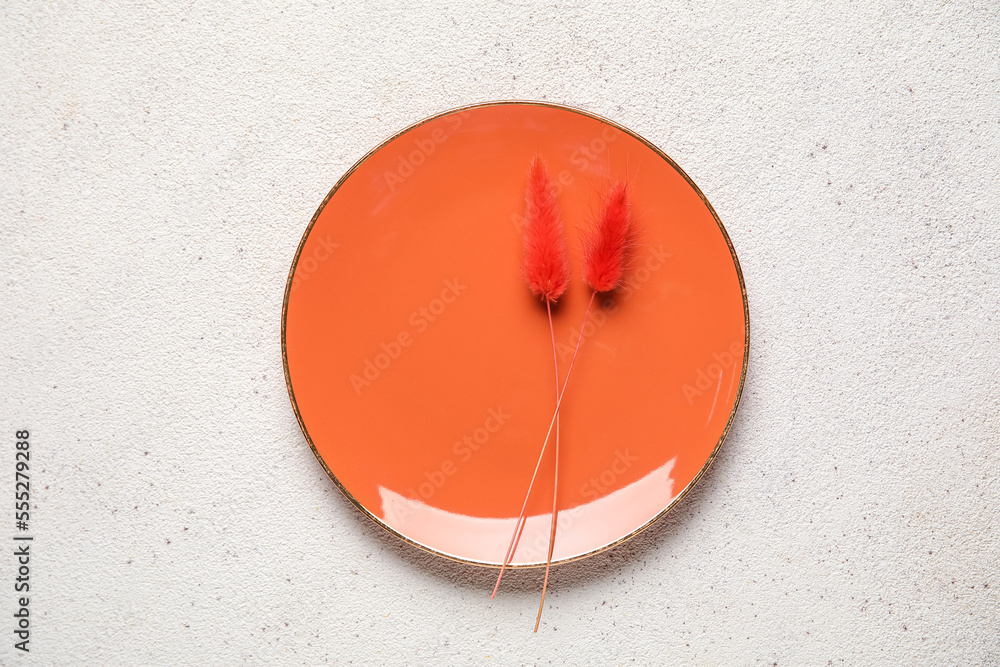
[{"x1": 1, "y1": 1, "x2": 998, "y2": 664}]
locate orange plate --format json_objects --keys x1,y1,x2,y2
[{"x1": 282, "y1": 102, "x2": 748, "y2": 567}]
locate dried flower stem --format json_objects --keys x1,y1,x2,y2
[
  {"x1": 534, "y1": 299, "x2": 561, "y2": 632},
  {"x1": 492, "y1": 291, "x2": 596, "y2": 598}
]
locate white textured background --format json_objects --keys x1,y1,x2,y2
[{"x1": 1, "y1": 1, "x2": 998, "y2": 665}]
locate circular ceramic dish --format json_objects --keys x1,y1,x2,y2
[{"x1": 282, "y1": 101, "x2": 748, "y2": 567}]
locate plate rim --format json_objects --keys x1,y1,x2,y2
[{"x1": 280, "y1": 99, "x2": 750, "y2": 569}]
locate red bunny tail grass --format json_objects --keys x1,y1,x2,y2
[
  {"x1": 523, "y1": 157, "x2": 570, "y2": 303},
  {"x1": 583, "y1": 182, "x2": 633, "y2": 292}
]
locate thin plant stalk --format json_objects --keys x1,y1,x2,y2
[
  {"x1": 492, "y1": 291, "x2": 596, "y2": 597},
  {"x1": 535, "y1": 299, "x2": 561, "y2": 632}
]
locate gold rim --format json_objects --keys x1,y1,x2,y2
[{"x1": 280, "y1": 100, "x2": 750, "y2": 569}]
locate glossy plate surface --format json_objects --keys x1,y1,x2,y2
[{"x1": 283, "y1": 102, "x2": 748, "y2": 566}]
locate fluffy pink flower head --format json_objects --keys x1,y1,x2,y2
[
  {"x1": 583, "y1": 182, "x2": 632, "y2": 292},
  {"x1": 522, "y1": 157, "x2": 570, "y2": 303}
]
